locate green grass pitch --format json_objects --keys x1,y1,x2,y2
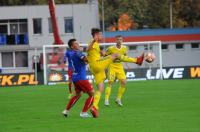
[{"x1": 0, "y1": 80, "x2": 200, "y2": 132}]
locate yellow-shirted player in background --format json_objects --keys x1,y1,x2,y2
[
  {"x1": 87, "y1": 28, "x2": 144, "y2": 117},
  {"x1": 105, "y1": 35, "x2": 130, "y2": 106}
]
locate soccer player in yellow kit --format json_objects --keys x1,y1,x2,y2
[
  {"x1": 87, "y1": 28, "x2": 144, "y2": 117},
  {"x1": 104, "y1": 35, "x2": 130, "y2": 106}
]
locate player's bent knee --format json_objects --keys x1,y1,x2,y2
[
  {"x1": 97, "y1": 82, "x2": 104, "y2": 92},
  {"x1": 108, "y1": 81, "x2": 113, "y2": 87},
  {"x1": 121, "y1": 80, "x2": 126, "y2": 86}
]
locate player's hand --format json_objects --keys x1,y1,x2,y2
[
  {"x1": 90, "y1": 39, "x2": 95, "y2": 44},
  {"x1": 100, "y1": 50, "x2": 106, "y2": 56},
  {"x1": 82, "y1": 56, "x2": 88, "y2": 63},
  {"x1": 127, "y1": 66, "x2": 131, "y2": 71},
  {"x1": 79, "y1": 46, "x2": 84, "y2": 51}
]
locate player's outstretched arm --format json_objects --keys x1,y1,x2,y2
[
  {"x1": 77, "y1": 51, "x2": 89, "y2": 63},
  {"x1": 82, "y1": 56, "x2": 88, "y2": 63}
]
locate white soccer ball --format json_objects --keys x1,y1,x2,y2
[{"x1": 145, "y1": 52, "x2": 156, "y2": 63}]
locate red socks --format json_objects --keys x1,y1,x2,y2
[
  {"x1": 69, "y1": 82, "x2": 72, "y2": 94},
  {"x1": 66, "y1": 95, "x2": 81, "y2": 110},
  {"x1": 66, "y1": 95, "x2": 94, "y2": 113},
  {"x1": 82, "y1": 96, "x2": 94, "y2": 112}
]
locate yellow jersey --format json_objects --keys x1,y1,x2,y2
[
  {"x1": 87, "y1": 41, "x2": 101, "y2": 64},
  {"x1": 106, "y1": 45, "x2": 127, "y2": 68}
]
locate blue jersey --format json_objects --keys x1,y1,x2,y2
[
  {"x1": 64, "y1": 49, "x2": 73, "y2": 70},
  {"x1": 71, "y1": 50, "x2": 87, "y2": 82}
]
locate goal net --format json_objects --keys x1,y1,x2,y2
[{"x1": 42, "y1": 41, "x2": 163, "y2": 85}]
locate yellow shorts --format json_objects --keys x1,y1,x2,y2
[
  {"x1": 107, "y1": 66, "x2": 126, "y2": 82},
  {"x1": 89, "y1": 56, "x2": 113, "y2": 85}
]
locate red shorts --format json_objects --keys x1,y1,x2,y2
[
  {"x1": 73, "y1": 80, "x2": 93, "y2": 93},
  {"x1": 68, "y1": 69, "x2": 73, "y2": 80}
]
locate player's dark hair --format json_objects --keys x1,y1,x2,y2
[
  {"x1": 68, "y1": 39, "x2": 76, "y2": 48},
  {"x1": 91, "y1": 28, "x2": 101, "y2": 37},
  {"x1": 115, "y1": 35, "x2": 122, "y2": 38}
]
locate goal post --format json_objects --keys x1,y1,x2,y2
[
  {"x1": 43, "y1": 41, "x2": 163, "y2": 85},
  {"x1": 43, "y1": 44, "x2": 68, "y2": 85}
]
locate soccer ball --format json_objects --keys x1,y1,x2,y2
[{"x1": 145, "y1": 52, "x2": 155, "y2": 63}]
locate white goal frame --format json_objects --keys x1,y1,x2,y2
[{"x1": 43, "y1": 41, "x2": 163, "y2": 85}]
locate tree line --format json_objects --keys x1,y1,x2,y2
[{"x1": 0, "y1": 0, "x2": 199, "y2": 30}]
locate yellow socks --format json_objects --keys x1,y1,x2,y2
[
  {"x1": 105, "y1": 86, "x2": 111, "y2": 101},
  {"x1": 93, "y1": 90, "x2": 101, "y2": 110},
  {"x1": 119, "y1": 55, "x2": 137, "y2": 63},
  {"x1": 117, "y1": 86, "x2": 125, "y2": 100}
]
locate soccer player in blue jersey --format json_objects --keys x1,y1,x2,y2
[
  {"x1": 64, "y1": 48, "x2": 74, "y2": 99},
  {"x1": 62, "y1": 39, "x2": 97, "y2": 118}
]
